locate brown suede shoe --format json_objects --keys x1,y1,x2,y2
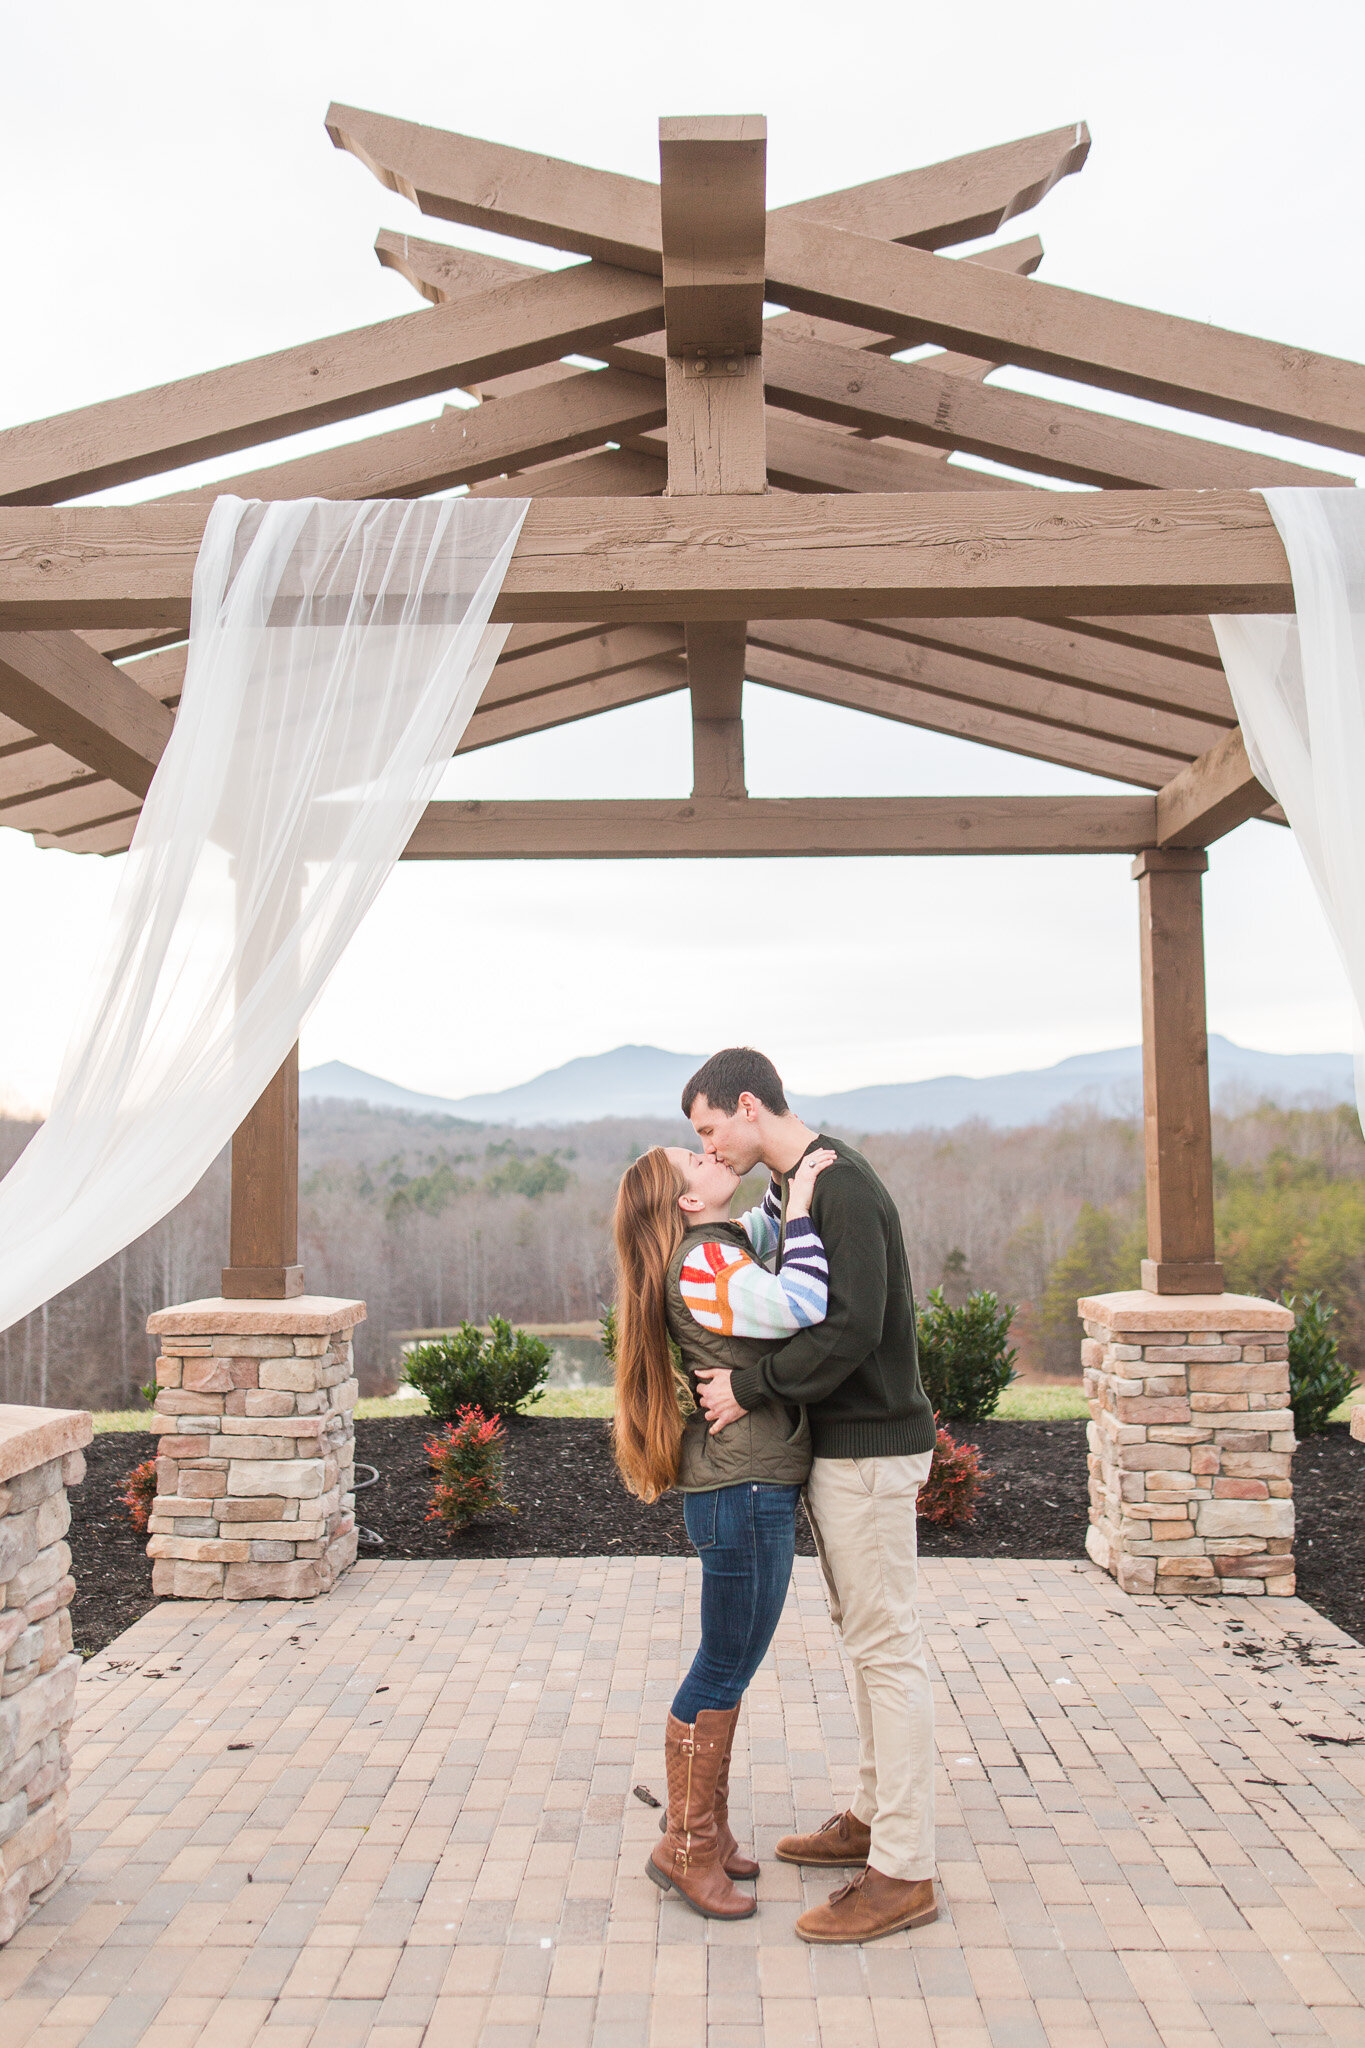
[
  {"x1": 775, "y1": 1809, "x2": 871, "y2": 1868},
  {"x1": 796, "y1": 1866, "x2": 938, "y2": 1944}
]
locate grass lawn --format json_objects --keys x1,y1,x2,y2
[{"x1": 86, "y1": 1383, "x2": 1365, "y2": 1433}]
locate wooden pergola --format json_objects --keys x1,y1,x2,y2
[{"x1": 1, "y1": 107, "x2": 1361, "y2": 1308}]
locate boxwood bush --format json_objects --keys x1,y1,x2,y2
[
  {"x1": 1283, "y1": 1289, "x2": 1357, "y2": 1436},
  {"x1": 916, "y1": 1286, "x2": 1018, "y2": 1425},
  {"x1": 402, "y1": 1314, "x2": 551, "y2": 1420}
]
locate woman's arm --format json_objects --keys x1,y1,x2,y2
[{"x1": 678, "y1": 1218, "x2": 829, "y2": 1340}]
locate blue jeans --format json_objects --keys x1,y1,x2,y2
[{"x1": 671, "y1": 1482, "x2": 802, "y2": 1721}]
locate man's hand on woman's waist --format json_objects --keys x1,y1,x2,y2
[{"x1": 696, "y1": 1368, "x2": 746, "y2": 1434}]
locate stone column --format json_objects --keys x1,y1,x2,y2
[
  {"x1": 145, "y1": 1296, "x2": 364, "y2": 1600},
  {"x1": 1080, "y1": 1290, "x2": 1296, "y2": 1598},
  {"x1": 0, "y1": 1403, "x2": 91, "y2": 1944}
]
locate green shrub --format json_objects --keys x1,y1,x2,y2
[
  {"x1": 916, "y1": 1287, "x2": 1018, "y2": 1424},
  {"x1": 917, "y1": 1424, "x2": 988, "y2": 1526},
  {"x1": 425, "y1": 1407, "x2": 516, "y2": 1530},
  {"x1": 402, "y1": 1314, "x2": 551, "y2": 1420},
  {"x1": 1283, "y1": 1289, "x2": 1356, "y2": 1436}
]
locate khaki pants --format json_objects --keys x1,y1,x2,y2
[{"x1": 804, "y1": 1450, "x2": 935, "y2": 1882}]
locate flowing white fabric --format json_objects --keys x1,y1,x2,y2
[
  {"x1": 1212, "y1": 488, "x2": 1365, "y2": 1122},
  {"x1": 0, "y1": 494, "x2": 528, "y2": 1335}
]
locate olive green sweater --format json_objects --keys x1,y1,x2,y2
[{"x1": 727, "y1": 1134, "x2": 936, "y2": 1459}]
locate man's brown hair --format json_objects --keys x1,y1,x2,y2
[{"x1": 681, "y1": 1047, "x2": 789, "y2": 1120}]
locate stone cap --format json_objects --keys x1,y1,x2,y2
[
  {"x1": 147, "y1": 1295, "x2": 367, "y2": 1337},
  {"x1": 1079, "y1": 1289, "x2": 1293, "y2": 1332},
  {"x1": 0, "y1": 1403, "x2": 92, "y2": 1485}
]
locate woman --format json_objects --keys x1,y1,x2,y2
[{"x1": 612, "y1": 1141, "x2": 835, "y2": 1920}]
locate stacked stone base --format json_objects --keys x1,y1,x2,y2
[
  {"x1": 146, "y1": 1296, "x2": 365, "y2": 1600},
  {"x1": 0, "y1": 1405, "x2": 91, "y2": 1943},
  {"x1": 1080, "y1": 1291, "x2": 1295, "y2": 1599}
]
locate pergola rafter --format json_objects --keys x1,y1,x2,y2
[{"x1": 0, "y1": 105, "x2": 1358, "y2": 1301}]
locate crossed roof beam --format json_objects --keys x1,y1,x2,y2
[{"x1": 0, "y1": 107, "x2": 1360, "y2": 858}]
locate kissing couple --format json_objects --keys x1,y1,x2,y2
[{"x1": 611, "y1": 1046, "x2": 938, "y2": 1945}]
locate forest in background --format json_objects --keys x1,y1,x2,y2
[{"x1": 2, "y1": 1091, "x2": 1362, "y2": 1412}]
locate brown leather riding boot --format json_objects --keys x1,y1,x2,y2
[
  {"x1": 657, "y1": 1702, "x2": 758, "y2": 1879},
  {"x1": 714, "y1": 1706, "x2": 760, "y2": 1879},
  {"x1": 646, "y1": 1711, "x2": 757, "y2": 1920},
  {"x1": 775, "y1": 1808, "x2": 872, "y2": 1867},
  {"x1": 796, "y1": 1866, "x2": 938, "y2": 1944}
]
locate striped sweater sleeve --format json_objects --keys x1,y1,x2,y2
[
  {"x1": 735, "y1": 1175, "x2": 783, "y2": 1262},
  {"x1": 678, "y1": 1216, "x2": 829, "y2": 1340}
]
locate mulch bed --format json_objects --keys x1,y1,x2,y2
[{"x1": 67, "y1": 1418, "x2": 1365, "y2": 1657}]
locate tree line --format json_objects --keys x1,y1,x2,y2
[{"x1": 1, "y1": 1092, "x2": 1360, "y2": 1411}]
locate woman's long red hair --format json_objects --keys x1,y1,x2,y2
[{"x1": 611, "y1": 1148, "x2": 687, "y2": 1502}]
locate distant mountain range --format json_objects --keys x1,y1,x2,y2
[{"x1": 301, "y1": 1037, "x2": 1355, "y2": 1135}]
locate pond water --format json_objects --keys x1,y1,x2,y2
[{"x1": 545, "y1": 1336, "x2": 611, "y2": 1389}]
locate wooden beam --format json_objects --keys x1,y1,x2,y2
[
  {"x1": 659, "y1": 116, "x2": 767, "y2": 356},
  {"x1": 1132, "y1": 848, "x2": 1222, "y2": 1294},
  {"x1": 1156, "y1": 727, "x2": 1273, "y2": 844},
  {"x1": 0, "y1": 632, "x2": 171, "y2": 796},
  {"x1": 458, "y1": 658, "x2": 685, "y2": 753},
  {"x1": 329, "y1": 109, "x2": 1365, "y2": 453},
  {"x1": 0, "y1": 492, "x2": 1293, "y2": 630},
  {"x1": 329, "y1": 106, "x2": 1089, "y2": 267},
  {"x1": 658, "y1": 118, "x2": 767, "y2": 799},
  {"x1": 854, "y1": 615, "x2": 1235, "y2": 724},
  {"x1": 162, "y1": 370, "x2": 665, "y2": 506},
  {"x1": 760, "y1": 330, "x2": 1353, "y2": 491},
  {"x1": 223, "y1": 1046, "x2": 303, "y2": 1300},
  {"x1": 404, "y1": 793, "x2": 1157, "y2": 859},
  {"x1": 0, "y1": 263, "x2": 665, "y2": 503},
  {"x1": 748, "y1": 620, "x2": 1225, "y2": 760},
  {"x1": 775, "y1": 125, "x2": 1089, "y2": 248},
  {"x1": 480, "y1": 624, "x2": 684, "y2": 709},
  {"x1": 765, "y1": 218, "x2": 1365, "y2": 458},
  {"x1": 743, "y1": 644, "x2": 1182, "y2": 790}
]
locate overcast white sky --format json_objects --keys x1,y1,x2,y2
[{"x1": 3, "y1": 0, "x2": 1364, "y2": 1111}]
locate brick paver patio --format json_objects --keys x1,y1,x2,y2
[{"x1": 3, "y1": 1556, "x2": 1365, "y2": 2047}]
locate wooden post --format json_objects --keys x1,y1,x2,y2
[
  {"x1": 1132, "y1": 848, "x2": 1223, "y2": 1295},
  {"x1": 221, "y1": 1044, "x2": 304, "y2": 1299},
  {"x1": 659, "y1": 117, "x2": 767, "y2": 801}
]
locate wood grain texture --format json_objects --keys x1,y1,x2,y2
[
  {"x1": 1132, "y1": 849, "x2": 1223, "y2": 1292},
  {"x1": 1156, "y1": 727, "x2": 1274, "y2": 845},
  {"x1": 0, "y1": 492, "x2": 1295, "y2": 628},
  {"x1": 331, "y1": 107, "x2": 1088, "y2": 269},
  {"x1": 161, "y1": 370, "x2": 665, "y2": 506},
  {"x1": 747, "y1": 620, "x2": 1224, "y2": 761},
  {"x1": 766, "y1": 217, "x2": 1365, "y2": 458},
  {"x1": 761, "y1": 330, "x2": 1353, "y2": 490},
  {"x1": 403, "y1": 793, "x2": 1158, "y2": 860},
  {"x1": 855, "y1": 616, "x2": 1234, "y2": 724},
  {"x1": 0, "y1": 264, "x2": 665, "y2": 503},
  {"x1": 684, "y1": 622, "x2": 747, "y2": 797},
  {"x1": 743, "y1": 644, "x2": 1182, "y2": 791},
  {"x1": 224, "y1": 1046, "x2": 303, "y2": 1300},
  {"x1": 659, "y1": 116, "x2": 766, "y2": 356},
  {"x1": 0, "y1": 631, "x2": 172, "y2": 795},
  {"x1": 458, "y1": 659, "x2": 685, "y2": 754},
  {"x1": 664, "y1": 357, "x2": 767, "y2": 494}
]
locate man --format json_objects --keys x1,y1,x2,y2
[{"x1": 683, "y1": 1045, "x2": 938, "y2": 1945}]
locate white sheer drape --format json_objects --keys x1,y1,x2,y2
[
  {"x1": 1212, "y1": 488, "x2": 1365, "y2": 1124},
  {"x1": 0, "y1": 493, "x2": 528, "y2": 1335}
]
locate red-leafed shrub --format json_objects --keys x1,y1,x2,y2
[
  {"x1": 917, "y1": 1423, "x2": 989, "y2": 1527},
  {"x1": 121, "y1": 1457, "x2": 159, "y2": 1534},
  {"x1": 425, "y1": 1405, "x2": 517, "y2": 1531}
]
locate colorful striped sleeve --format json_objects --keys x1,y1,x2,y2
[
  {"x1": 735, "y1": 1176, "x2": 782, "y2": 1262},
  {"x1": 678, "y1": 1217, "x2": 829, "y2": 1340}
]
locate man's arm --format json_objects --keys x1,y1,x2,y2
[{"x1": 726, "y1": 1168, "x2": 887, "y2": 1412}]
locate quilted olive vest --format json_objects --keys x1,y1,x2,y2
[{"x1": 664, "y1": 1220, "x2": 812, "y2": 1493}]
